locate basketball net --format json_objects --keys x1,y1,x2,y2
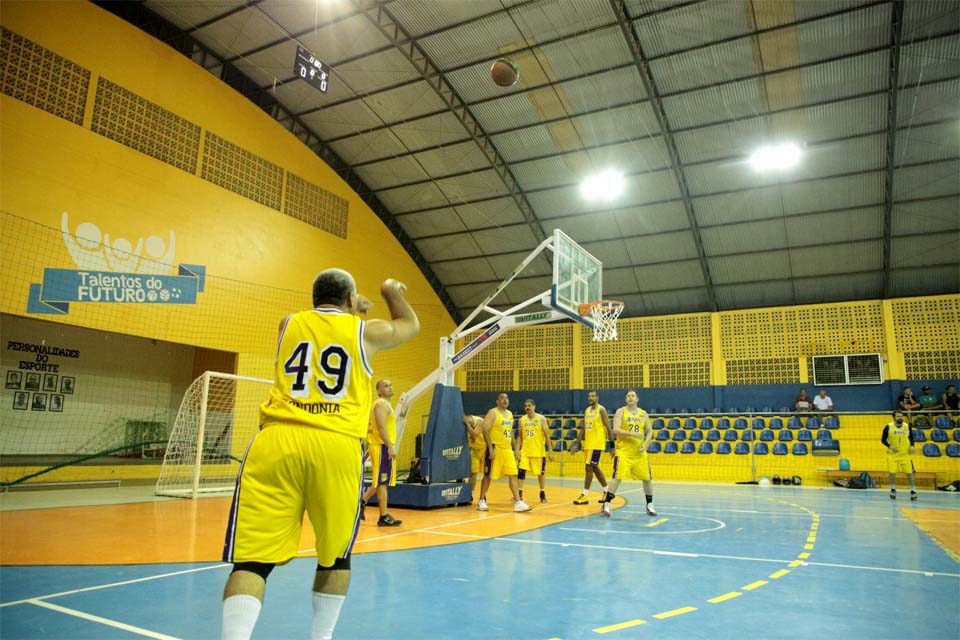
[{"x1": 580, "y1": 300, "x2": 624, "y2": 342}]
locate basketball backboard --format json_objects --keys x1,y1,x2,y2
[{"x1": 550, "y1": 229, "x2": 602, "y2": 327}]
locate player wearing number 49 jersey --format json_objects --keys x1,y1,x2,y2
[{"x1": 220, "y1": 269, "x2": 419, "y2": 640}]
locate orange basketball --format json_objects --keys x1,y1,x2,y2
[{"x1": 490, "y1": 58, "x2": 519, "y2": 87}]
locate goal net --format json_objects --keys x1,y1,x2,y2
[{"x1": 155, "y1": 371, "x2": 270, "y2": 499}]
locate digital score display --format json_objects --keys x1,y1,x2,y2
[{"x1": 293, "y1": 45, "x2": 329, "y2": 93}]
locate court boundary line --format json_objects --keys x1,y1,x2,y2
[{"x1": 27, "y1": 600, "x2": 182, "y2": 640}]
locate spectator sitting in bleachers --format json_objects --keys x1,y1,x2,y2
[
  {"x1": 918, "y1": 386, "x2": 941, "y2": 412},
  {"x1": 812, "y1": 389, "x2": 834, "y2": 413},
  {"x1": 942, "y1": 384, "x2": 959, "y2": 418},
  {"x1": 794, "y1": 388, "x2": 813, "y2": 412},
  {"x1": 898, "y1": 387, "x2": 921, "y2": 413}
]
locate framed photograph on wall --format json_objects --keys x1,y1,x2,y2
[
  {"x1": 25, "y1": 373, "x2": 41, "y2": 391},
  {"x1": 61, "y1": 376, "x2": 75, "y2": 394},
  {"x1": 31, "y1": 392, "x2": 47, "y2": 411},
  {"x1": 5, "y1": 371, "x2": 22, "y2": 389},
  {"x1": 13, "y1": 391, "x2": 29, "y2": 410},
  {"x1": 49, "y1": 394, "x2": 64, "y2": 412},
  {"x1": 43, "y1": 373, "x2": 59, "y2": 392}
]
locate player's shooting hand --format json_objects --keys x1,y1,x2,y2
[{"x1": 381, "y1": 279, "x2": 407, "y2": 297}]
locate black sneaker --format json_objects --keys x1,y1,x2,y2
[
  {"x1": 378, "y1": 514, "x2": 402, "y2": 527},
  {"x1": 910, "y1": 490, "x2": 918, "y2": 502},
  {"x1": 540, "y1": 492, "x2": 547, "y2": 504}
]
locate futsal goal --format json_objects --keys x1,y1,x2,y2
[{"x1": 154, "y1": 371, "x2": 269, "y2": 498}]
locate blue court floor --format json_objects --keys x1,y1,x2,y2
[{"x1": 2, "y1": 481, "x2": 958, "y2": 639}]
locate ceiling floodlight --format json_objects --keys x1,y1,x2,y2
[
  {"x1": 749, "y1": 143, "x2": 802, "y2": 172},
  {"x1": 580, "y1": 169, "x2": 625, "y2": 201}
]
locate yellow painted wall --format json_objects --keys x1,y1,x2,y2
[{"x1": 0, "y1": 2, "x2": 454, "y2": 482}]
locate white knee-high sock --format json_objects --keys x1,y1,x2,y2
[
  {"x1": 311, "y1": 593, "x2": 346, "y2": 640},
  {"x1": 221, "y1": 594, "x2": 262, "y2": 640}
]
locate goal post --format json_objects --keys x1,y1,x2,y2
[{"x1": 155, "y1": 371, "x2": 270, "y2": 499}]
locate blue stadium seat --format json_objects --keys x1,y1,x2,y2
[
  {"x1": 922, "y1": 443, "x2": 941, "y2": 457},
  {"x1": 761, "y1": 406, "x2": 773, "y2": 413},
  {"x1": 550, "y1": 429, "x2": 562, "y2": 440},
  {"x1": 824, "y1": 416, "x2": 840, "y2": 429},
  {"x1": 935, "y1": 415, "x2": 953, "y2": 429},
  {"x1": 553, "y1": 441, "x2": 566, "y2": 452},
  {"x1": 812, "y1": 438, "x2": 840, "y2": 455},
  {"x1": 931, "y1": 429, "x2": 949, "y2": 443},
  {"x1": 779, "y1": 429, "x2": 794, "y2": 442},
  {"x1": 667, "y1": 418, "x2": 681, "y2": 430},
  {"x1": 946, "y1": 444, "x2": 960, "y2": 458},
  {"x1": 779, "y1": 406, "x2": 792, "y2": 414},
  {"x1": 678, "y1": 408, "x2": 690, "y2": 415},
  {"x1": 817, "y1": 429, "x2": 832, "y2": 441},
  {"x1": 689, "y1": 429, "x2": 703, "y2": 442},
  {"x1": 716, "y1": 442, "x2": 732, "y2": 454},
  {"x1": 681, "y1": 442, "x2": 695, "y2": 454},
  {"x1": 769, "y1": 417, "x2": 784, "y2": 430},
  {"x1": 954, "y1": 429, "x2": 960, "y2": 443},
  {"x1": 647, "y1": 407, "x2": 659, "y2": 415},
  {"x1": 734, "y1": 418, "x2": 748, "y2": 430},
  {"x1": 753, "y1": 442, "x2": 769, "y2": 455},
  {"x1": 563, "y1": 418, "x2": 578, "y2": 430},
  {"x1": 711, "y1": 407, "x2": 722, "y2": 414},
  {"x1": 647, "y1": 441, "x2": 662, "y2": 454},
  {"x1": 797, "y1": 429, "x2": 813, "y2": 442},
  {"x1": 549, "y1": 418, "x2": 562, "y2": 430},
  {"x1": 700, "y1": 417, "x2": 714, "y2": 430},
  {"x1": 751, "y1": 417, "x2": 765, "y2": 431},
  {"x1": 672, "y1": 429, "x2": 687, "y2": 441},
  {"x1": 662, "y1": 407, "x2": 674, "y2": 415},
  {"x1": 792, "y1": 443, "x2": 809, "y2": 455},
  {"x1": 773, "y1": 443, "x2": 788, "y2": 455},
  {"x1": 656, "y1": 430, "x2": 670, "y2": 441},
  {"x1": 725, "y1": 407, "x2": 738, "y2": 414},
  {"x1": 724, "y1": 429, "x2": 738, "y2": 441},
  {"x1": 716, "y1": 418, "x2": 731, "y2": 430},
  {"x1": 741, "y1": 430, "x2": 755, "y2": 442},
  {"x1": 787, "y1": 416, "x2": 803, "y2": 429},
  {"x1": 912, "y1": 429, "x2": 927, "y2": 443},
  {"x1": 735, "y1": 442, "x2": 750, "y2": 455},
  {"x1": 806, "y1": 416, "x2": 821, "y2": 429},
  {"x1": 760, "y1": 429, "x2": 775, "y2": 442},
  {"x1": 695, "y1": 407, "x2": 708, "y2": 415},
  {"x1": 564, "y1": 429, "x2": 578, "y2": 440},
  {"x1": 706, "y1": 429, "x2": 721, "y2": 441},
  {"x1": 683, "y1": 418, "x2": 697, "y2": 430},
  {"x1": 698, "y1": 442, "x2": 714, "y2": 454},
  {"x1": 743, "y1": 406, "x2": 755, "y2": 414},
  {"x1": 652, "y1": 418, "x2": 665, "y2": 430},
  {"x1": 664, "y1": 442, "x2": 679, "y2": 454}
]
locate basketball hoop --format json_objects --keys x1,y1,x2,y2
[{"x1": 579, "y1": 300, "x2": 624, "y2": 342}]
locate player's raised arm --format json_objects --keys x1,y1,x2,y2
[{"x1": 362, "y1": 279, "x2": 420, "y2": 358}]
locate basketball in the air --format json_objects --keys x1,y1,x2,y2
[{"x1": 490, "y1": 58, "x2": 519, "y2": 87}]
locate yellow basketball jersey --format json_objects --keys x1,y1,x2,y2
[
  {"x1": 886, "y1": 421, "x2": 911, "y2": 455},
  {"x1": 367, "y1": 399, "x2": 396, "y2": 445},
  {"x1": 583, "y1": 405, "x2": 607, "y2": 449},
  {"x1": 467, "y1": 416, "x2": 486, "y2": 451},
  {"x1": 488, "y1": 409, "x2": 514, "y2": 448},
  {"x1": 520, "y1": 413, "x2": 546, "y2": 457},
  {"x1": 616, "y1": 408, "x2": 648, "y2": 456},
  {"x1": 260, "y1": 309, "x2": 373, "y2": 439}
]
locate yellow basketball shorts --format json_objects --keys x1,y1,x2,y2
[
  {"x1": 583, "y1": 448, "x2": 603, "y2": 466},
  {"x1": 485, "y1": 446, "x2": 518, "y2": 480},
  {"x1": 519, "y1": 455, "x2": 546, "y2": 474},
  {"x1": 470, "y1": 448, "x2": 485, "y2": 474},
  {"x1": 886, "y1": 455, "x2": 914, "y2": 475},
  {"x1": 613, "y1": 453, "x2": 651, "y2": 481},
  {"x1": 369, "y1": 443, "x2": 397, "y2": 488},
  {"x1": 223, "y1": 422, "x2": 363, "y2": 567}
]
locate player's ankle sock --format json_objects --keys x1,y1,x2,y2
[
  {"x1": 539, "y1": 490, "x2": 546, "y2": 498},
  {"x1": 222, "y1": 594, "x2": 261, "y2": 640},
  {"x1": 311, "y1": 592, "x2": 345, "y2": 640},
  {"x1": 605, "y1": 492, "x2": 615, "y2": 503},
  {"x1": 645, "y1": 494, "x2": 654, "y2": 504},
  {"x1": 581, "y1": 489, "x2": 590, "y2": 496},
  {"x1": 602, "y1": 486, "x2": 608, "y2": 494}
]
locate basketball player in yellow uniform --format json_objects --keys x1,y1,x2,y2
[
  {"x1": 361, "y1": 379, "x2": 402, "y2": 526},
  {"x1": 602, "y1": 390, "x2": 656, "y2": 517},
  {"x1": 881, "y1": 411, "x2": 917, "y2": 501},
  {"x1": 573, "y1": 391, "x2": 612, "y2": 504},
  {"x1": 462, "y1": 414, "x2": 487, "y2": 500},
  {"x1": 477, "y1": 392, "x2": 532, "y2": 513},
  {"x1": 220, "y1": 270, "x2": 419, "y2": 640},
  {"x1": 517, "y1": 399, "x2": 552, "y2": 504}
]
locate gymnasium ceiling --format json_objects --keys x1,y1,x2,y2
[{"x1": 106, "y1": 0, "x2": 959, "y2": 321}]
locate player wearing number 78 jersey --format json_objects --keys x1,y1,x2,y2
[{"x1": 221, "y1": 269, "x2": 419, "y2": 640}]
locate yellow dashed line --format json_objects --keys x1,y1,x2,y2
[
  {"x1": 789, "y1": 560, "x2": 803, "y2": 567},
  {"x1": 806, "y1": 537, "x2": 817, "y2": 543},
  {"x1": 769, "y1": 569, "x2": 790, "y2": 579},
  {"x1": 798, "y1": 552, "x2": 810, "y2": 559},
  {"x1": 804, "y1": 544, "x2": 814, "y2": 550},
  {"x1": 645, "y1": 518, "x2": 668, "y2": 528},
  {"x1": 593, "y1": 620, "x2": 646, "y2": 634},
  {"x1": 742, "y1": 580, "x2": 768, "y2": 591},
  {"x1": 653, "y1": 606, "x2": 697, "y2": 619},
  {"x1": 707, "y1": 591, "x2": 742, "y2": 603}
]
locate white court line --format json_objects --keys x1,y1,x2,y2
[
  {"x1": 0, "y1": 563, "x2": 229, "y2": 608},
  {"x1": 649, "y1": 506, "x2": 960, "y2": 523},
  {"x1": 803, "y1": 560, "x2": 960, "y2": 577},
  {"x1": 28, "y1": 599, "x2": 182, "y2": 639}
]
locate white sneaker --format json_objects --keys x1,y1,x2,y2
[
  {"x1": 600, "y1": 502, "x2": 611, "y2": 517},
  {"x1": 513, "y1": 500, "x2": 532, "y2": 512},
  {"x1": 477, "y1": 498, "x2": 488, "y2": 511},
  {"x1": 646, "y1": 503, "x2": 657, "y2": 516}
]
